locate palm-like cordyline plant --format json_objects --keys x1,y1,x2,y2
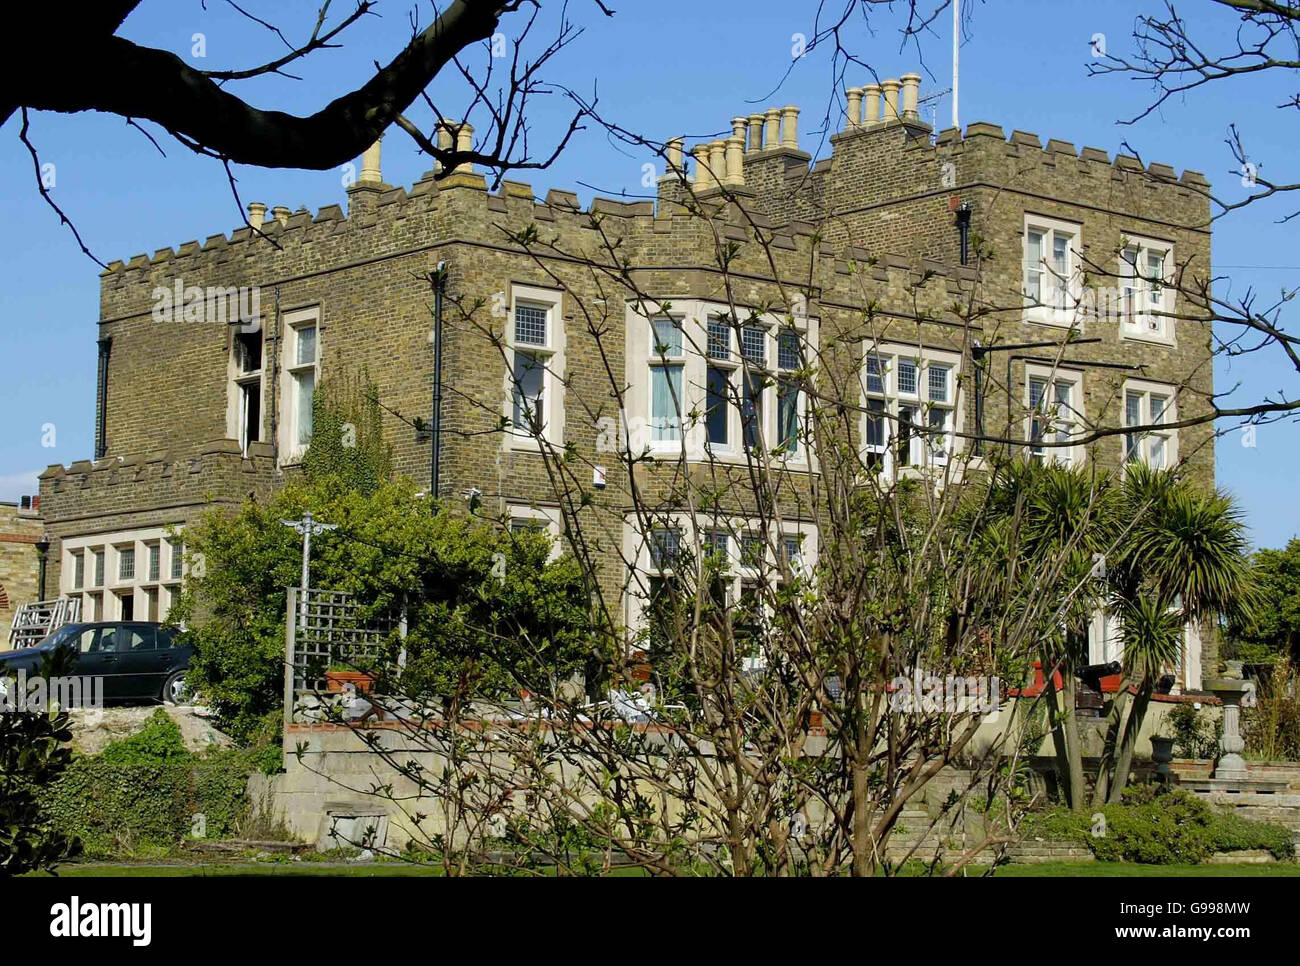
[{"x1": 1095, "y1": 465, "x2": 1258, "y2": 804}]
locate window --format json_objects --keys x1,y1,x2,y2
[
  {"x1": 170, "y1": 540, "x2": 184, "y2": 580},
  {"x1": 506, "y1": 287, "x2": 564, "y2": 446},
  {"x1": 1124, "y1": 383, "x2": 1175, "y2": 469},
  {"x1": 233, "y1": 329, "x2": 263, "y2": 456},
  {"x1": 630, "y1": 518, "x2": 818, "y2": 659},
  {"x1": 117, "y1": 546, "x2": 135, "y2": 582},
  {"x1": 63, "y1": 528, "x2": 185, "y2": 629},
  {"x1": 1024, "y1": 216, "x2": 1081, "y2": 326},
  {"x1": 703, "y1": 531, "x2": 729, "y2": 561},
  {"x1": 291, "y1": 323, "x2": 317, "y2": 447},
  {"x1": 275, "y1": 310, "x2": 321, "y2": 461},
  {"x1": 649, "y1": 527, "x2": 682, "y2": 571},
  {"x1": 1027, "y1": 369, "x2": 1083, "y2": 465},
  {"x1": 776, "y1": 330, "x2": 803, "y2": 454},
  {"x1": 862, "y1": 344, "x2": 960, "y2": 473},
  {"x1": 649, "y1": 318, "x2": 684, "y2": 444},
  {"x1": 628, "y1": 301, "x2": 816, "y2": 463},
  {"x1": 706, "y1": 317, "x2": 736, "y2": 451},
  {"x1": 512, "y1": 303, "x2": 549, "y2": 434},
  {"x1": 1120, "y1": 236, "x2": 1173, "y2": 340}
]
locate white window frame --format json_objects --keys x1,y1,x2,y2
[
  {"x1": 623, "y1": 515, "x2": 818, "y2": 648},
  {"x1": 648, "y1": 315, "x2": 687, "y2": 450},
  {"x1": 1118, "y1": 234, "x2": 1174, "y2": 344},
  {"x1": 1025, "y1": 364, "x2": 1084, "y2": 466},
  {"x1": 279, "y1": 307, "x2": 320, "y2": 464},
  {"x1": 228, "y1": 322, "x2": 265, "y2": 457},
  {"x1": 861, "y1": 342, "x2": 961, "y2": 476},
  {"x1": 1122, "y1": 379, "x2": 1177, "y2": 470},
  {"x1": 503, "y1": 284, "x2": 565, "y2": 450},
  {"x1": 1023, "y1": 214, "x2": 1083, "y2": 328},
  {"x1": 626, "y1": 300, "x2": 816, "y2": 467},
  {"x1": 506, "y1": 503, "x2": 563, "y2": 560},
  {"x1": 61, "y1": 526, "x2": 185, "y2": 624}
]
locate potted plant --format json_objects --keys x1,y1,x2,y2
[{"x1": 325, "y1": 664, "x2": 376, "y2": 694}]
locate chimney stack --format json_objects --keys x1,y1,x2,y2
[{"x1": 247, "y1": 202, "x2": 266, "y2": 230}]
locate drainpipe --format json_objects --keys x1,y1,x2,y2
[
  {"x1": 955, "y1": 202, "x2": 972, "y2": 266},
  {"x1": 94, "y1": 336, "x2": 112, "y2": 459},
  {"x1": 430, "y1": 262, "x2": 447, "y2": 510},
  {"x1": 35, "y1": 532, "x2": 50, "y2": 600}
]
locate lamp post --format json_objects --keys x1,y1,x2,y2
[
  {"x1": 34, "y1": 532, "x2": 50, "y2": 601},
  {"x1": 280, "y1": 511, "x2": 337, "y2": 625}
]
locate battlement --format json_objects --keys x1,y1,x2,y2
[
  {"x1": 934, "y1": 120, "x2": 1209, "y2": 189},
  {"x1": 40, "y1": 439, "x2": 275, "y2": 491},
  {"x1": 96, "y1": 137, "x2": 973, "y2": 327}
]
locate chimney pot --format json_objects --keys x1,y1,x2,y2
[
  {"x1": 724, "y1": 135, "x2": 745, "y2": 186},
  {"x1": 665, "y1": 137, "x2": 685, "y2": 178},
  {"x1": 846, "y1": 87, "x2": 864, "y2": 128},
  {"x1": 247, "y1": 202, "x2": 267, "y2": 230},
  {"x1": 763, "y1": 108, "x2": 781, "y2": 150},
  {"x1": 780, "y1": 105, "x2": 800, "y2": 150},
  {"x1": 863, "y1": 83, "x2": 881, "y2": 126},
  {"x1": 692, "y1": 145, "x2": 713, "y2": 189},
  {"x1": 454, "y1": 122, "x2": 475, "y2": 173},
  {"x1": 882, "y1": 79, "x2": 901, "y2": 122},
  {"x1": 708, "y1": 140, "x2": 727, "y2": 188},
  {"x1": 272, "y1": 206, "x2": 291, "y2": 227},
  {"x1": 746, "y1": 114, "x2": 764, "y2": 153},
  {"x1": 900, "y1": 73, "x2": 922, "y2": 121},
  {"x1": 360, "y1": 137, "x2": 383, "y2": 185}
]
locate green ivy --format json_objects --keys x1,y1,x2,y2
[{"x1": 39, "y1": 711, "x2": 274, "y2": 858}]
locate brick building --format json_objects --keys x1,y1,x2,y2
[
  {"x1": 38, "y1": 73, "x2": 1217, "y2": 684},
  {"x1": 0, "y1": 497, "x2": 45, "y2": 636}
]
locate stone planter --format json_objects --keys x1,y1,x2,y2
[
  {"x1": 325, "y1": 670, "x2": 376, "y2": 694},
  {"x1": 1150, "y1": 736, "x2": 1175, "y2": 782}
]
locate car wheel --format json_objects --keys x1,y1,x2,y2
[{"x1": 162, "y1": 670, "x2": 191, "y2": 705}]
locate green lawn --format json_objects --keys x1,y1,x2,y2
[
  {"x1": 32, "y1": 859, "x2": 1300, "y2": 877},
  {"x1": 988, "y1": 862, "x2": 1300, "y2": 877}
]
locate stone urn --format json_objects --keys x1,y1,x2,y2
[
  {"x1": 1206, "y1": 678, "x2": 1252, "y2": 781},
  {"x1": 1150, "y1": 735, "x2": 1176, "y2": 782}
]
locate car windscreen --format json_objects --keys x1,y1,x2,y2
[{"x1": 40, "y1": 626, "x2": 80, "y2": 649}]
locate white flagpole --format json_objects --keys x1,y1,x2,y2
[{"x1": 952, "y1": 0, "x2": 960, "y2": 130}]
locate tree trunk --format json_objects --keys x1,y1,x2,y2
[
  {"x1": 1108, "y1": 677, "x2": 1153, "y2": 803},
  {"x1": 1092, "y1": 674, "x2": 1136, "y2": 807},
  {"x1": 851, "y1": 757, "x2": 872, "y2": 877}
]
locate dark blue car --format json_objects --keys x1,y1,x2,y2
[{"x1": 0, "y1": 622, "x2": 194, "y2": 704}]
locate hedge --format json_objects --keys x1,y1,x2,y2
[{"x1": 1021, "y1": 785, "x2": 1295, "y2": 864}]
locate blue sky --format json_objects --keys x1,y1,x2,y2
[{"x1": 0, "y1": 0, "x2": 1294, "y2": 544}]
